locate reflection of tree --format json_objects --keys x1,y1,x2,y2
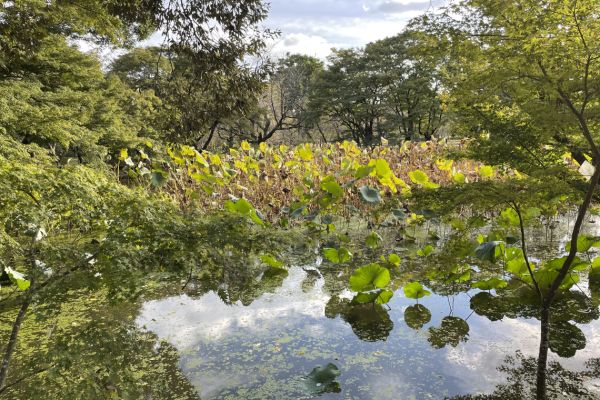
[
  {"x1": 449, "y1": 351, "x2": 600, "y2": 399},
  {"x1": 0, "y1": 290, "x2": 199, "y2": 399},
  {"x1": 324, "y1": 296, "x2": 393, "y2": 342},
  {"x1": 404, "y1": 304, "x2": 431, "y2": 330},
  {"x1": 588, "y1": 279, "x2": 600, "y2": 309},
  {"x1": 188, "y1": 264, "x2": 289, "y2": 307},
  {"x1": 548, "y1": 321, "x2": 586, "y2": 358},
  {"x1": 470, "y1": 289, "x2": 599, "y2": 358},
  {"x1": 305, "y1": 363, "x2": 341, "y2": 395},
  {"x1": 427, "y1": 316, "x2": 469, "y2": 349},
  {"x1": 301, "y1": 269, "x2": 321, "y2": 293}
]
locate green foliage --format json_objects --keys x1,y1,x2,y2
[
  {"x1": 319, "y1": 176, "x2": 344, "y2": 208},
  {"x1": 349, "y1": 264, "x2": 391, "y2": 292},
  {"x1": 532, "y1": 269, "x2": 580, "y2": 292},
  {"x1": 3, "y1": 0, "x2": 600, "y2": 395},
  {"x1": 417, "y1": 244, "x2": 434, "y2": 257},
  {"x1": 260, "y1": 254, "x2": 285, "y2": 269},
  {"x1": 474, "y1": 241, "x2": 505, "y2": 263},
  {"x1": 452, "y1": 172, "x2": 466, "y2": 184},
  {"x1": 0, "y1": 55, "x2": 159, "y2": 161},
  {"x1": 224, "y1": 198, "x2": 264, "y2": 225},
  {"x1": 355, "y1": 165, "x2": 374, "y2": 179},
  {"x1": 353, "y1": 289, "x2": 394, "y2": 305},
  {"x1": 387, "y1": 253, "x2": 402, "y2": 267},
  {"x1": 365, "y1": 231, "x2": 383, "y2": 249},
  {"x1": 358, "y1": 185, "x2": 382, "y2": 204},
  {"x1": 478, "y1": 166, "x2": 494, "y2": 179},
  {"x1": 471, "y1": 278, "x2": 508, "y2": 291},
  {"x1": 427, "y1": 0, "x2": 600, "y2": 177},
  {"x1": 565, "y1": 236, "x2": 600, "y2": 253},
  {"x1": 545, "y1": 256, "x2": 588, "y2": 272},
  {"x1": 403, "y1": 281, "x2": 431, "y2": 300},
  {"x1": 409, "y1": 170, "x2": 439, "y2": 189},
  {"x1": 151, "y1": 170, "x2": 169, "y2": 187},
  {"x1": 505, "y1": 248, "x2": 528, "y2": 276},
  {"x1": 4, "y1": 267, "x2": 31, "y2": 291},
  {"x1": 309, "y1": 29, "x2": 446, "y2": 143},
  {"x1": 322, "y1": 247, "x2": 352, "y2": 264}
]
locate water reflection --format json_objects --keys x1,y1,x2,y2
[
  {"x1": 450, "y1": 352, "x2": 600, "y2": 399},
  {"x1": 0, "y1": 290, "x2": 200, "y2": 399},
  {"x1": 324, "y1": 296, "x2": 393, "y2": 341},
  {"x1": 404, "y1": 304, "x2": 431, "y2": 330},
  {"x1": 428, "y1": 316, "x2": 470, "y2": 349},
  {"x1": 132, "y1": 215, "x2": 600, "y2": 400},
  {"x1": 137, "y1": 262, "x2": 600, "y2": 399}
]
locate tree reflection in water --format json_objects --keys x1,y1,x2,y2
[{"x1": 450, "y1": 352, "x2": 600, "y2": 400}]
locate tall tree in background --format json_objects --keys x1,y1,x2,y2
[
  {"x1": 310, "y1": 48, "x2": 385, "y2": 146},
  {"x1": 219, "y1": 54, "x2": 324, "y2": 145},
  {"x1": 0, "y1": 35, "x2": 161, "y2": 162},
  {"x1": 111, "y1": 47, "x2": 260, "y2": 149},
  {"x1": 0, "y1": 0, "x2": 274, "y2": 157},
  {"x1": 309, "y1": 34, "x2": 447, "y2": 145},
  {"x1": 367, "y1": 31, "x2": 447, "y2": 141}
]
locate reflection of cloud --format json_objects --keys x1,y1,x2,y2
[
  {"x1": 442, "y1": 319, "x2": 534, "y2": 390},
  {"x1": 442, "y1": 315, "x2": 600, "y2": 393},
  {"x1": 366, "y1": 372, "x2": 414, "y2": 398},
  {"x1": 136, "y1": 267, "x2": 329, "y2": 349},
  {"x1": 190, "y1": 370, "x2": 251, "y2": 400}
]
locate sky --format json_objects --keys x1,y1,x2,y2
[
  {"x1": 264, "y1": 0, "x2": 443, "y2": 59},
  {"x1": 87, "y1": 0, "x2": 442, "y2": 64}
]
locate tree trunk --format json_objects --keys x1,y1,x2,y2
[
  {"x1": 200, "y1": 120, "x2": 219, "y2": 151},
  {"x1": 536, "y1": 306, "x2": 550, "y2": 400},
  {"x1": 535, "y1": 163, "x2": 600, "y2": 399},
  {"x1": 316, "y1": 123, "x2": 328, "y2": 143},
  {"x1": 0, "y1": 287, "x2": 33, "y2": 391}
]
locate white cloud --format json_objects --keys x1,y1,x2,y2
[
  {"x1": 263, "y1": 0, "x2": 440, "y2": 58},
  {"x1": 376, "y1": 0, "x2": 436, "y2": 14},
  {"x1": 268, "y1": 33, "x2": 340, "y2": 60}
]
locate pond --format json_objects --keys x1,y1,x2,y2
[{"x1": 135, "y1": 217, "x2": 600, "y2": 400}]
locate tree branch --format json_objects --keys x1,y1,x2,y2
[
  {"x1": 511, "y1": 202, "x2": 542, "y2": 300},
  {"x1": 544, "y1": 162, "x2": 600, "y2": 308}
]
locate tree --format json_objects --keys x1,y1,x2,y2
[
  {"x1": 111, "y1": 47, "x2": 261, "y2": 149},
  {"x1": 366, "y1": 31, "x2": 447, "y2": 141},
  {"x1": 424, "y1": 1, "x2": 600, "y2": 398},
  {"x1": 2, "y1": 1, "x2": 275, "y2": 152},
  {"x1": 0, "y1": 0, "x2": 277, "y2": 392},
  {"x1": 0, "y1": 0, "x2": 157, "y2": 79},
  {"x1": 109, "y1": 47, "x2": 174, "y2": 92},
  {"x1": 0, "y1": 37, "x2": 161, "y2": 162},
  {"x1": 309, "y1": 35, "x2": 447, "y2": 145},
  {"x1": 0, "y1": 0, "x2": 271, "y2": 75},
  {"x1": 220, "y1": 54, "x2": 324, "y2": 144},
  {"x1": 310, "y1": 49, "x2": 387, "y2": 146}
]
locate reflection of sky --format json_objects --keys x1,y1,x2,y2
[
  {"x1": 137, "y1": 263, "x2": 600, "y2": 399},
  {"x1": 137, "y1": 267, "x2": 328, "y2": 348}
]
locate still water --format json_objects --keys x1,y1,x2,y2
[{"x1": 137, "y1": 217, "x2": 600, "y2": 400}]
